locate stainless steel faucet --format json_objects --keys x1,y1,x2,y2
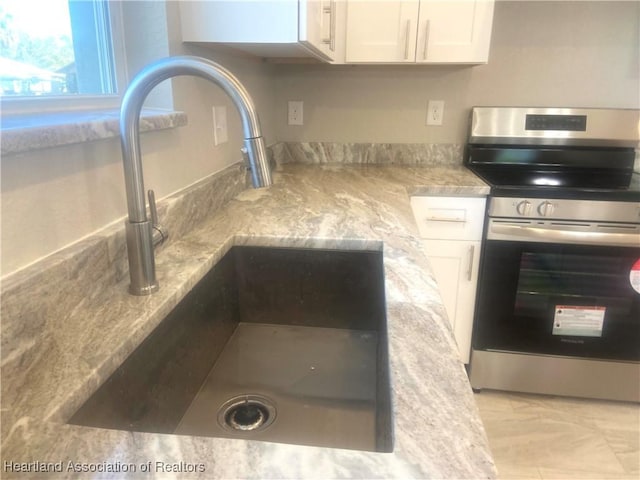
[{"x1": 120, "y1": 56, "x2": 272, "y2": 295}]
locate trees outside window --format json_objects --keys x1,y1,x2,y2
[{"x1": 0, "y1": 0, "x2": 116, "y2": 97}]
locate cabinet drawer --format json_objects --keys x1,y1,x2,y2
[{"x1": 411, "y1": 196, "x2": 486, "y2": 240}]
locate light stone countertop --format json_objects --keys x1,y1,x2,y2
[{"x1": 1, "y1": 163, "x2": 494, "y2": 479}]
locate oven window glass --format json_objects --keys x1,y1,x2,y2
[
  {"x1": 515, "y1": 252, "x2": 633, "y2": 325},
  {"x1": 473, "y1": 242, "x2": 640, "y2": 361}
]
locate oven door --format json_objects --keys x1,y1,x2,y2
[{"x1": 473, "y1": 220, "x2": 640, "y2": 362}]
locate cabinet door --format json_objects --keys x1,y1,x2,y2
[
  {"x1": 416, "y1": 0, "x2": 494, "y2": 63},
  {"x1": 180, "y1": 1, "x2": 299, "y2": 43},
  {"x1": 345, "y1": 1, "x2": 420, "y2": 63},
  {"x1": 424, "y1": 239, "x2": 481, "y2": 364},
  {"x1": 300, "y1": 0, "x2": 336, "y2": 61}
]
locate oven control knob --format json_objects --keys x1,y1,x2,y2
[
  {"x1": 516, "y1": 200, "x2": 532, "y2": 216},
  {"x1": 538, "y1": 201, "x2": 555, "y2": 216}
]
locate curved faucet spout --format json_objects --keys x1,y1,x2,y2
[{"x1": 120, "y1": 56, "x2": 272, "y2": 295}]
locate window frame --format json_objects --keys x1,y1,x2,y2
[{"x1": 0, "y1": 0, "x2": 128, "y2": 116}]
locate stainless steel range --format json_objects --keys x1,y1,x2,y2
[{"x1": 465, "y1": 107, "x2": 640, "y2": 402}]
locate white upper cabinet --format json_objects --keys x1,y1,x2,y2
[
  {"x1": 180, "y1": 0, "x2": 492, "y2": 65},
  {"x1": 416, "y1": 0, "x2": 494, "y2": 63},
  {"x1": 345, "y1": 0, "x2": 494, "y2": 64},
  {"x1": 179, "y1": 1, "x2": 336, "y2": 62},
  {"x1": 345, "y1": 1, "x2": 420, "y2": 63},
  {"x1": 300, "y1": 0, "x2": 337, "y2": 60}
]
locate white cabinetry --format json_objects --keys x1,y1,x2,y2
[
  {"x1": 346, "y1": 0, "x2": 494, "y2": 64},
  {"x1": 345, "y1": 1, "x2": 420, "y2": 63},
  {"x1": 179, "y1": 1, "x2": 337, "y2": 62},
  {"x1": 411, "y1": 196, "x2": 486, "y2": 363}
]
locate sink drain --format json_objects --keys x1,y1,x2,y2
[{"x1": 217, "y1": 394, "x2": 276, "y2": 432}]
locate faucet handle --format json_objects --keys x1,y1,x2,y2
[
  {"x1": 148, "y1": 189, "x2": 168, "y2": 246},
  {"x1": 148, "y1": 189, "x2": 159, "y2": 226},
  {"x1": 240, "y1": 147, "x2": 250, "y2": 170}
]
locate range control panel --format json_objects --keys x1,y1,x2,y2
[
  {"x1": 524, "y1": 114, "x2": 587, "y2": 132},
  {"x1": 489, "y1": 197, "x2": 640, "y2": 224},
  {"x1": 513, "y1": 199, "x2": 555, "y2": 217},
  {"x1": 469, "y1": 107, "x2": 640, "y2": 147}
]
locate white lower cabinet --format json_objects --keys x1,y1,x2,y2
[
  {"x1": 422, "y1": 239, "x2": 481, "y2": 363},
  {"x1": 410, "y1": 196, "x2": 486, "y2": 363}
]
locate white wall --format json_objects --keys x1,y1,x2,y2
[{"x1": 274, "y1": 1, "x2": 640, "y2": 143}]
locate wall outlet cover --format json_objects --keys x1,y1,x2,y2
[
  {"x1": 288, "y1": 100, "x2": 304, "y2": 126},
  {"x1": 213, "y1": 105, "x2": 228, "y2": 145},
  {"x1": 427, "y1": 100, "x2": 445, "y2": 126}
]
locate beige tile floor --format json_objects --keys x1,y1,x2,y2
[{"x1": 474, "y1": 390, "x2": 640, "y2": 480}]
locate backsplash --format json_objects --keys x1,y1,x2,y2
[{"x1": 280, "y1": 142, "x2": 463, "y2": 166}]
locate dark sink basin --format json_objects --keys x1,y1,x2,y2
[{"x1": 70, "y1": 246, "x2": 393, "y2": 452}]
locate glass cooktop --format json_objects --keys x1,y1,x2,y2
[{"x1": 465, "y1": 145, "x2": 640, "y2": 201}]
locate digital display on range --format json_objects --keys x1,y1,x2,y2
[{"x1": 525, "y1": 114, "x2": 587, "y2": 131}]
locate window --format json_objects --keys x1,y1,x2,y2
[{"x1": 0, "y1": 0, "x2": 123, "y2": 109}]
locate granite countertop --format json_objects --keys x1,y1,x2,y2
[{"x1": 1, "y1": 163, "x2": 494, "y2": 479}]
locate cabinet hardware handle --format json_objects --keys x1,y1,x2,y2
[
  {"x1": 322, "y1": 2, "x2": 336, "y2": 51},
  {"x1": 422, "y1": 20, "x2": 430, "y2": 60},
  {"x1": 426, "y1": 216, "x2": 466, "y2": 223},
  {"x1": 330, "y1": 1, "x2": 336, "y2": 51},
  {"x1": 404, "y1": 19, "x2": 411, "y2": 60},
  {"x1": 467, "y1": 244, "x2": 475, "y2": 282},
  {"x1": 322, "y1": 6, "x2": 330, "y2": 44},
  {"x1": 489, "y1": 223, "x2": 640, "y2": 247}
]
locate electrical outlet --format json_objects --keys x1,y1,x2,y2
[
  {"x1": 213, "y1": 105, "x2": 228, "y2": 145},
  {"x1": 288, "y1": 101, "x2": 303, "y2": 126},
  {"x1": 427, "y1": 100, "x2": 445, "y2": 126}
]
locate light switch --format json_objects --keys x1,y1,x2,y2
[{"x1": 213, "y1": 106, "x2": 228, "y2": 145}]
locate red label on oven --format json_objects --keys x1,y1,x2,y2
[{"x1": 631, "y1": 259, "x2": 640, "y2": 294}]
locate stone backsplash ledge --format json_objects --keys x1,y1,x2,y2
[
  {"x1": 0, "y1": 142, "x2": 464, "y2": 395},
  {"x1": 279, "y1": 142, "x2": 463, "y2": 166}
]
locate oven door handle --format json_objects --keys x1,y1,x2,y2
[{"x1": 489, "y1": 223, "x2": 640, "y2": 247}]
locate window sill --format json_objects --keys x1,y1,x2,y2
[{"x1": 1, "y1": 108, "x2": 188, "y2": 156}]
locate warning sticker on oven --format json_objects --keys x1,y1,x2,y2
[
  {"x1": 552, "y1": 306, "x2": 605, "y2": 337},
  {"x1": 630, "y1": 259, "x2": 640, "y2": 294}
]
